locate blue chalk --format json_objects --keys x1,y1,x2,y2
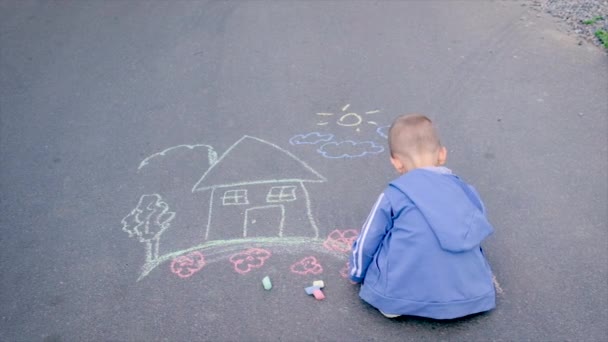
[{"x1": 305, "y1": 286, "x2": 321, "y2": 295}]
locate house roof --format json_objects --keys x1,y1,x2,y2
[{"x1": 192, "y1": 136, "x2": 326, "y2": 191}]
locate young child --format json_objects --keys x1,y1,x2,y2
[{"x1": 349, "y1": 114, "x2": 496, "y2": 319}]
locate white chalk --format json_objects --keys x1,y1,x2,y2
[{"x1": 262, "y1": 276, "x2": 272, "y2": 290}]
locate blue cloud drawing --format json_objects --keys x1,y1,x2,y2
[
  {"x1": 317, "y1": 140, "x2": 384, "y2": 159},
  {"x1": 289, "y1": 132, "x2": 335, "y2": 145},
  {"x1": 376, "y1": 125, "x2": 390, "y2": 139}
]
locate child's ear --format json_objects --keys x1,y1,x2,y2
[
  {"x1": 438, "y1": 146, "x2": 447, "y2": 165},
  {"x1": 390, "y1": 156, "x2": 405, "y2": 174}
]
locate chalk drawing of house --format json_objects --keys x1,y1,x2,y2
[{"x1": 192, "y1": 136, "x2": 326, "y2": 241}]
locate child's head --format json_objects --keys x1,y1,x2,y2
[{"x1": 388, "y1": 114, "x2": 447, "y2": 174}]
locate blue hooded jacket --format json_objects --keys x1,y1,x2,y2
[{"x1": 349, "y1": 167, "x2": 496, "y2": 319}]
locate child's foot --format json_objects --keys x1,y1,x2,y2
[{"x1": 379, "y1": 310, "x2": 401, "y2": 318}]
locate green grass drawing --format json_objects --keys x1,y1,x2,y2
[{"x1": 137, "y1": 237, "x2": 348, "y2": 281}]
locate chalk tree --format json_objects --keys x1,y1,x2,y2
[{"x1": 122, "y1": 194, "x2": 175, "y2": 262}]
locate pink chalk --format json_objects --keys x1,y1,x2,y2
[{"x1": 312, "y1": 289, "x2": 325, "y2": 300}]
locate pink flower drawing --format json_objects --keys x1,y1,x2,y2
[
  {"x1": 170, "y1": 251, "x2": 206, "y2": 278},
  {"x1": 229, "y1": 248, "x2": 272, "y2": 275},
  {"x1": 290, "y1": 256, "x2": 323, "y2": 275},
  {"x1": 340, "y1": 262, "x2": 358, "y2": 284},
  {"x1": 340, "y1": 262, "x2": 350, "y2": 278},
  {"x1": 323, "y1": 229, "x2": 359, "y2": 253}
]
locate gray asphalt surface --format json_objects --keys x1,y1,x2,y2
[{"x1": 1, "y1": 1, "x2": 607, "y2": 341}]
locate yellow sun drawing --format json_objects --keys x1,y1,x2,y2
[{"x1": 316, "y1": 104, "x2": 380, "y2": 132}]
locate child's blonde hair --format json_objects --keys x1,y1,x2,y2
[{"x1": 388, "y1": 114, "x2": 442, "y2": 160}]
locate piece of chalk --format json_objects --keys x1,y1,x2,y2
[
  {"x1": 312, "y1": 280, "x2": 325, "y2": 288},
  {"x1": 312, "y1": 289, "x2": 325, "y2": 300},
  {"x1": 305, "y1": 285, "x2": 321, "y2": 295},
  {"x1": 262, "y1": 276, "x2": 272, "y2": 290}
]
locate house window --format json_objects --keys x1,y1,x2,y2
[
  {"x1": 222, "y1": 189, "x2": 249, "y2": 205},
  {"x1": 266, "y1": 186, "x2": 297, "y2": 203}
]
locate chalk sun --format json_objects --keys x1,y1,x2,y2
[{"x1": 316, "y1": 104, "x2": 380, "y2": 132}]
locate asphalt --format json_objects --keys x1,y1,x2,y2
[{"x1": 0, "y1": 1, "x2": 606, "y2": 341}]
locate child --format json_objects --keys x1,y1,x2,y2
[{"x1": 349, "y1": 114, "x2": 496, "y2": 319}]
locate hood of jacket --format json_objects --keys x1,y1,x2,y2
[{"x1": 389, "y1": 168, "x2": 494, "y2": 252}]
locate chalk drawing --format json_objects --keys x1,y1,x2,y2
[
  {"x1": 339, "y1": 263, "x2": 350, "y2": 278},
  {"x1": 323, "y1": 229, "x2": 359, "y2": 253},
  {"x1": 376, "y1": 125, "x2": 390, "y2": 139},
  {"x1": 229, "y1": 248, "x2": 272, "y2": 274},
  {"x1": 340, "y1": 263, "x2": 358, "y2": 284},
  {"x1": 266, "y1": 186, "x2": 297, "y2": 203},
  {"x1": 138, "y1": 144, "x2": 217, "y2": 170},
  {"x1": 122, "y1": 194, "x2": 175, "y2": 263},
  {"x1": 290, "y1": 104, "x2": 388, "y2": 159},
  {"x1": 317, "y1": 140, "x2": 384, "y2": 159},
  {"x1": 170, "y1": 251, "x2": 206, "y2": 278},
  {"x1": 290, "y1": 256, "x2": 323, "y2": 275},
  {"x1": 222, "y1": 189, "x2": 249, "y2": 205},
  {"x1": 316, "y1": 104, "x2": 381, "y2": 133},
  {"x1": 192, "y1": 136, "x2": 326, "y2": 242},
  {"x1": 123, "y1": 135, "x2": 354, "y2": 281},
  {"x1": 492, "y1": 274, "x2": 504, "y2": 295},
  {"x1": 136, "y1": 237, "x2": 345, "y2": 281},
  {"x1": 243, "y1": 205, "x2": 286, "y2": 237},
  {"x1": 289, "y1": 133, "x2": 385, "y2": 159},
  {"x1": 289, "y1": 132, "x2": 334, "y2": 146}
]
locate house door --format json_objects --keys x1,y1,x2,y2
[{"x1": 243, "y1": 205, "x2": 285, "y2": 238}]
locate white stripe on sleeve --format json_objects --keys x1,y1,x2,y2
[{"x1": 351, "y1": 193, "x2": 385, "y2": 278}]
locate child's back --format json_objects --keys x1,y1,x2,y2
[{"x1": 349, "y1": 114, "x2": 496, "y2": 319}]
